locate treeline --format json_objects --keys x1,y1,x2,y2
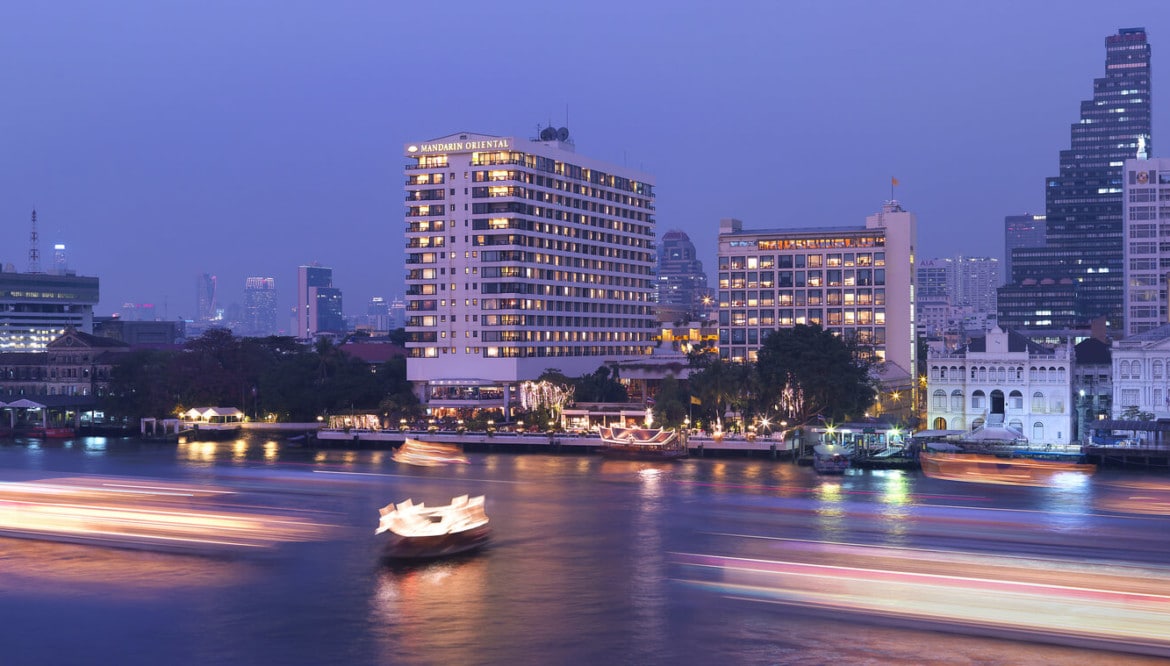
[{"x1": 101, "y1": 329, "x2": 418, "y2": 422}]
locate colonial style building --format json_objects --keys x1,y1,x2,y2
[
  {"x1": 926, "y1": 327, "x2": 1074, "y2": 446},
  {"x1": 0, "y1": 329, "x2": 129, "y2": 398},
  {"x1": 1110, "y1": 323, "x2": 1170, "y2": 421}
]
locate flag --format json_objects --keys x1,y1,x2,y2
[
  {"x1": 690, "y1": 396, "x2": 701, "y2": 406},
  {"x1": 891, "y1": 177, "x2": 899, "y2": 187}
]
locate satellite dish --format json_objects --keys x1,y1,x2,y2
[
  {"x1": 557, "y1": 127, "x2": 569, "y2": 141},
  {"x1": 540, "y1": 127, "x2": 556, "y2": 141}
]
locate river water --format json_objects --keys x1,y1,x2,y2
[{"x1": 0, "y1": 435, "x2": 1168, "y2": 666}]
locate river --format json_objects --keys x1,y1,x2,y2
[{"x1": 0, "y1": 435, "x2": 1168, "y2": 666}]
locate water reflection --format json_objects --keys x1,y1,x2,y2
[{"x1": 370, "y1": 555, "x2": 492, "y2": 665}]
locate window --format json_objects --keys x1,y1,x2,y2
[
  {"x1": 950, "y1": 390, "x2": 963, "y2": 412},
  {"x1": 1009, "y1": 390, "x2": 1023, "y2": 410},
  {"x1": 972, "y1": 390, "x2": 985, "y2": 409},
  {"x1": 1032, "y1": 391, "x2": 1045, "y2": 412},
  {"x1": 933, "y1": 390, "x2": 947, "y2": 410}
]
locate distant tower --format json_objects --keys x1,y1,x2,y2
[
  {"x1": 243, "y1": 277, "x2": 278, "y2": 336},
  {"x1": 195, "y1": 273, "x2": 218, "y2": 323},
  {"x1": 28, "y1": 209, "x2": 40, "y2": 274},
  {"x1": 53, "y1": 244, "x2": 68, "y2": 275}
]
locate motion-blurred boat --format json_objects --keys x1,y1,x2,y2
[
  {"x1": 919, "y1": 452, "x2": 1095, "y2": 486},
  {"x1": 597, "y1": 426, "x2": 688, "y2": 460},
  {"x1": 376, "y1": 495, "x2": 490, "y2": 559},
  {"x1": 392, "y1": 438, "x2": 468, "y2": 466}
]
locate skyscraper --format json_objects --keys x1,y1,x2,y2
[
  {"x1": 999, "y1": 28, "x2": 1152, "y2": 331},
  {"x1": 403, "y1": 129, "x2": 655, "y2": 415},
  {"x1": 656, "y1": 229, "x2": 711, "y2": 321},
  {"x1": 195, "y1": 273, "x2": 217, "y2": 323},
  {"x1": 1123, "y1": 158, "x2": 1170, "y2": 336},
  {"x1": 243, "y1": 277, "x2": 278, "y2": 337},
  {"x1": 296, "y1": 264, "x2": 344, "y2": 338},
  {"x1": 1003, "y1": 213, "x2": 1045, "y2": 284}
]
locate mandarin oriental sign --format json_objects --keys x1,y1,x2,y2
[{"x1": 408, "y1": 138, "x2": 511, "y2": 154}]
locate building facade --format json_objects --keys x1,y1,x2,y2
[
  {"x1": 656, "y1": 229, "x2": 712, "y2": 322},
  {"x1": 0, "y1": 270, "x2": 100, "y2": 351},
  {"x1": 195, "y1": 273, "x2": 217, "y2": 323},
  {"x1": 1003, "y1": 213, "x2": 1046, "y2": 284},
  {"x1": 1111, "y1": 323, "x2": 1170, "y2": 422},
  {"x1": 1122, "y1": 158, "x2": 1170, "y2": 336},
  {"x1": 999, "y1": 27, "x2": 1152, "y2": 331},
  {"x1": 926, "y1": 327, "x2": 1074, "y2": 446},
  {"x1": 0, "y1": 329, "x2": 129, "y2": 398},
  {"x1": 915, "y1": 255, "x2": 1001, "y2": 336},
  {"x1": 403, "y1": 129, "x2": 656, "y2": 413},
  {"x1": 715, "y1": 201, "x2": 916, "y2": 376},
  {"x1": 296, "y1": 265, "x2": 344, "y2": 338},
  {"x1": 243, "y1": 277, "x2": 278, "y2": 337}
]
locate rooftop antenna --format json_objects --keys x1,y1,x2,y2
[{"x1": 28, "y1": 209, "x2": 41, "y2": 274}]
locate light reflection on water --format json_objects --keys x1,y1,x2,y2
[{"x1": 0, "y1": 436, "x2": 1166, "y2": 665}]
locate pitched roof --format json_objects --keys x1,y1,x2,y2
[{"x1": 1075, "y1": 337, "x2": 1111, "y2": 365}]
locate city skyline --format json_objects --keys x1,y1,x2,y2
[{"x1": 1, "y1": 3, "x2": 1167, "y2": 320}]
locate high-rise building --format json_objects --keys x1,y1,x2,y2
[
  {"x1": 0, "y1": 269, "x2": 99, "y2": 351},
  {"x1": 195, "y1": 273, "x2": 217, "y2": 323},
  {"x1": 243, "y1": 277, "x2": 278, "y2": 337},
  {"x1": 296, "y1": 265, "x2": 344, "y2": 338},
  {"x1": 917, "y1": 256, "x2": 1001, "y2": 336},
  {"x1": 403, "y1": 129, "x2": 656, "y2": 415},
  {"x1": 715, "y1": 201, "x2": 917, "y2": 377},
  {"x1": 656, "y1": 229, "x2": 711, "y2": 321},
  {"x1": 364, "y1": 296, "x2": 391, "y2": 332},
  {"x1": 389, "y1": 297, "x2": 406, "y2": 330},
  {"x1": 1123, "y1": 158, "x2": 1170, "y2": 336},
  {"x1": 999, "y1": 28, "x2": 1152, "y2": 331},
  {"x1": 1003, "y1": 214, "x2": 1045, "y2": 284}
]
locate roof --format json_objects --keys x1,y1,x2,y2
[
  {"x1": 962, "y1": 327, "x2": 1053, "y2": 355},
  {"x1": 1120, "y1": 323, "x2": 1170, "y2": 344},
  {"x1": 50, "y1": 329, "x2": 131, "y2": 350},
  {"x1": 339, "y1": 342, "x2": 406, "y2": 364},
  {"x1": 1075, "y1": 337, "x2": 1111, "y2": 365}
]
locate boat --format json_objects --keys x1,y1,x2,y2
[
  {"x1": 597, "y1": 426, "x2": 688, "y2": 460},
  {"x1": 375, "y1": 495, "x2": 491, "y2": 559},
  {"x1": 812, "y1": 444, "x2": 852, "y2": 473},
  {"x1": 919, "y1": 451, "x2": 1096, "y2": 486},
  {"x1": 392, "y1": 437, "x2": 469, "y2": 466}
]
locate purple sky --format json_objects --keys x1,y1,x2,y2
[{"x1": 1, "y1": 2, "x2": 1166, "y2": 327}]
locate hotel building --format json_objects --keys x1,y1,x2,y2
[
  {"x1": 715, "y1": 201, "x2": 916, "y2": 376},
  {"x1": 403, "y1": 130, "x2": 656, "y2": 414}
]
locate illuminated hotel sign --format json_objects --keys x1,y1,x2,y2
[{"x1": 407, "y1": 138, "x2": 511, "y2": 154}]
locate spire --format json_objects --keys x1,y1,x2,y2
[{"x1": 28, "y1": 209, "x2": 40, "y2": 274}]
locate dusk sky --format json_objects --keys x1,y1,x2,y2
[{"x1": 2, "y1": 2, "x2": 1166, "y2": 327}]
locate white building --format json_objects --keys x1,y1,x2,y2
[
  {"x1": 1123, "y1": 158, "x2": 1170, "y2": 336},
  {"x1": 1111, "y1": 323, "x2": 1170, "y2": 423},
  {"x1": 926, "y1": 327, "x2": 1073, "y2": 446},
  {"x1": 715, "y1": 201, "x2": 916, "y2": 376},
  {"x1": 403, "y1": 129, "x2": 656, "y2": 414}
]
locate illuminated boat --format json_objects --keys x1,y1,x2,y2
[
  {"x1": 392, "y1": 438, "x2": 469, "y2": 466},
  {"x1": 597, "y1": 426, "x2": 688, "y2": 460},
  {"x1": 376, "y1": 495, "x2": 491, "y2": 559},
  {"x1": 919, "y1": 452, "x2": 1096, "y2": 486},
  {"x1": 812, "y1": 444, "x2": 852, "y2": 474}
]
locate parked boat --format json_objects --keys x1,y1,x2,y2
[
  {"x1": 597, "y1": 426, "x2": 688, "y2": 460},
  {"x1": 392, "y1": 438, "x2": 468, "y2": 466},
  {"x1": 812, "y1": 444, "x2": 852, "y2": 474},
  {"x1": 376, "y1": 495, "x2": 491, "y2": 559},
  {"x1": 919, "y1": 451, "x2": 1096, "y2": 486}
]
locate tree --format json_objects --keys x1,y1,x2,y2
[
  {"x1": 687, "y1": 357, "x2": 751, "y2": 431},
  {"x1": 574, "y1": 365, "x2": 627, "y2": 403},
  {"x1": 754, "y1": 324, "x2": 874, "y2": 424}
]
